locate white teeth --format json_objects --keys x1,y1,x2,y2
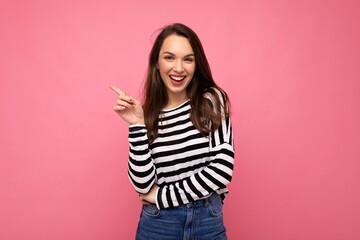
[{"x1": 170, "y1": 75, "x2": 186, "y2": 81}]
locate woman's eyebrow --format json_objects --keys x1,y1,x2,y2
[{"x1": 162, "y1": 51, "x2": 195, "y2": 57}]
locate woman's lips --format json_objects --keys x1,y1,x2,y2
[{"x1": 169, "y1": 75, "x2": 186, "y2": 81}]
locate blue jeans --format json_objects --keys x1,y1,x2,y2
[{"x1": 135, "y1": 193, "x2": 227, "y2": 240}]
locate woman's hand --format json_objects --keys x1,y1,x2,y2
[
  {"x1": 139, "y1": 185, "x2": 158, "y2": 205},
  {"x1": 108, "y1": 85, "x2": 144, "y2": 125}
]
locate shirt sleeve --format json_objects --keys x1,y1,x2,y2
[
  {"x1": 156, "y1": 91, "x2": 235, "y2": 209},
  {"x1": 127, "y1": 125, "x2": 156, "y2": 194}
]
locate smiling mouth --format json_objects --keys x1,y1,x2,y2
[{"x1": 169, "y1": 75, "x2": 186, "y2": 81}]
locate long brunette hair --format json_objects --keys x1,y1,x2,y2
[{"x1": 143, "y1": 23, "x2": 230, "y2": 142}]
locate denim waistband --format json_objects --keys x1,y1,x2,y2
[{"x1": 182, "y1": 192, "x2": 219, "y2": 208}]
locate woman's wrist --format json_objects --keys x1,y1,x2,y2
[{"x1": 130, "y1": 119, "x2": 145, "y2": 126}]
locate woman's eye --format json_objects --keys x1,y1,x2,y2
[
  {"x1": 164, "y1": 56, "x2": 174, "y2": 60},
  {"x1": 184, "y1": 58, "x2": 194, "y2": 63}
]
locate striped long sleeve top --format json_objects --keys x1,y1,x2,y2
[{"x1": 128, "y1": 91, "x2": 234, "y2": 210}]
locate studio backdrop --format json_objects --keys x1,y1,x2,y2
[{"x1": 1, "y1": 0, "x2": 359, "y2": 239}]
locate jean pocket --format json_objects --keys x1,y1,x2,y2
[
  {"x1": 207, "y1": 195, "x2": 223, "y2": 217},
  {"x1": 142, "y1": 203, "x2": 161, "y2": 218}
]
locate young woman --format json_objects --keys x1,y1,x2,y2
[{"x1": 109, "y1": 23, "x2": 234, "y2": 240}]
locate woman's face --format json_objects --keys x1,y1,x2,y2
[{"x1": 157, "y1": 34, "x2": 195, "y2": 102}]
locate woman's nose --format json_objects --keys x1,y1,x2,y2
[{"x1": 173, "y1": 60, "x2": 184, "y2": 73}]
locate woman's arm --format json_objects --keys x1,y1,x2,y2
[
  {"x1": 128, "y1": 125, "x2": 156, "y2": 194},
  {"x1": 140, "y1": 116, "x2": 234, "y2": 209},
  {"x1": 109, "y1": 85, "x2": 156, "y2": 194},
  {"x1": 155, "y1": 115, "x2": 234, "y2": 209}
]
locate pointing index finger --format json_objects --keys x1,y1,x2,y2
[{"x1": 108, "y1": 84, "x2": 124, "y2": 96}]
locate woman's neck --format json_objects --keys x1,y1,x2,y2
[{"x1": 164, "y1": 93, "x2": 189, "y2": 110}]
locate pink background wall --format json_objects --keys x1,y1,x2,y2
[{"x1": 1, "y1": 0, "x2": 359, "y2": 239}]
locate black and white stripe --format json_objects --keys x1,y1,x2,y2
[{"x1": 128, "y1": 92, "x2": 234, "y2": 209}]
